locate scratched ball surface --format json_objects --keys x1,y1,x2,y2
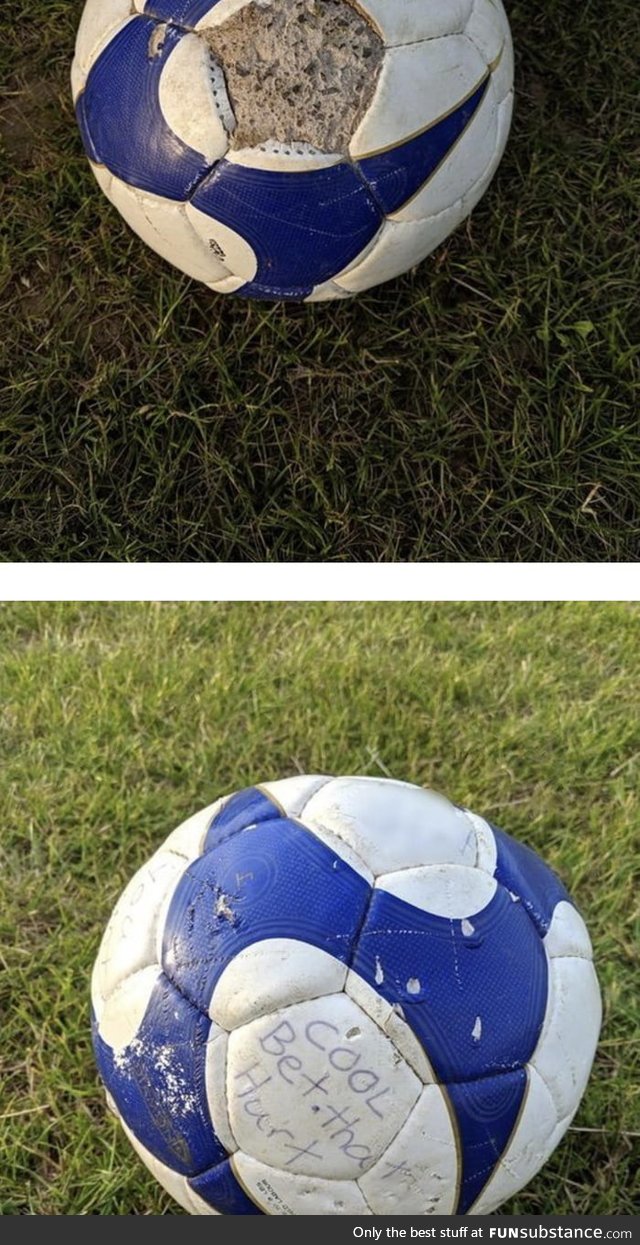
[
  {"x1": 91, "y1": 775, "x2": 601, "y2": 1214},
  {"x1": 72, "y1": 0, "x2": 514, "y2": 301}
]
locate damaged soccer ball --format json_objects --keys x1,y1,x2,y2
[
  {"x1": 92, "y1": 775, "x2": 601, "y2": 1215},
  {"x1": 72, "y1": 0, "x2": 514, "y2": 301}
]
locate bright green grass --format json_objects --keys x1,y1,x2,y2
[
  {"x1": 1, "y1": 2, "x2": 639, "y2": 560},
  {"x1": 0, "y1": 601, "x2": 638, "y2": 1214}
]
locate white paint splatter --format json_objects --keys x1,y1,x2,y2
[
  {"x1": 406, "y1": 978, "x2": 421, "y2": 995},
  {"x1": 215, "y1": 892, "x2": 235, "y2": 922},
  {"x1": 472, "y1": 1015, "x2": 482, "y2": 1041},
  {"x1": 461, "y1": 918, "x2": 475, "y2": 936},
  {"x1": 148, "y1": 24, "x2": 167, "y2": 58},
  {"x1": 374, "y1": 956, "x2": 384, "y2": 985}
]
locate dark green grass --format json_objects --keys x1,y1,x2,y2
[
  {"x1": 0, "y1": 1, "x2": 639, "y2": 561},
  {"x1": 0, "y1": 602, "x2": 638, "y2": 1214}
]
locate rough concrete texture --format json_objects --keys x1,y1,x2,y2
[{"x1": 205, "y1": 0, "x2": 384, "y2": 152}]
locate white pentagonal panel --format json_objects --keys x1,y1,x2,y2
[
  {"x1": 120, "y1": 1118, "x2": 220, "y2": 1214},
  {"x1": 209, "y1": 940, "x2": 348, "y2": 1029},
  {"x1": 543, "y1": 902, "x2": 593, "y2": 960},
  {"x1": 354, "y1": 0, "x2": 473, "y2": 45},
  {"x1": 232, "y1": 1152, "x2": 371, "y2": 1214},
  {"x1": 106, "y1": 176, "x2": 232, "y2": 284},
  {"x1": 391, "y1": 80, "x2": 499, "y2": 223},
  {"x1": 186, "y1": 202, "x2": 258, "y2": 282},
  {"x1": 258, "y1": 775, "x2": 332, "y2": 818},
  {"x1": 469, "y1": 1066, "x2": 560, "y2": 1214},
  {"x1": 359, "y1": 1084, "x2": 458, "y2": 1214},
  {"x1": 530, "y1": 957, "x2": 601, "y2": 1122},
  {"x1": 301, "y1": 778, "x2": 477, "y2": 877},
  {"x1": 350, "y1": 36, "x2": 487, "y2": 159},
  {"x1": 92, "y1": 848, "x2": 189, "y2": 1012},
  {"x1": 95, "y1": 964, "x2": 161, "y2": 1051},
  {"x1": 158, "y1": 33, "x2": 230, "y2": 163},
  {"x1": 204, "y1": 1031, "x2": 237, "y2": 1153},
  {"x1": 376, "y1": 864, "x2": 497, "y2": 919},
  {"x1": 72, "y1": 4, "x2": 133, "y2": 98},
  {"x1": 226, "y1": 993, "x2": 421, "y2": 1179},
  {"x1": 334, "y1": 205, "x2": 467, "y2": 294}
]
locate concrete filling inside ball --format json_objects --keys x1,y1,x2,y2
[{"x1": 204, "y1": 0, "x2": 384, "y2": 152}]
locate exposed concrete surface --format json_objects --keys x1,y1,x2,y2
[{"x1": 204, "y1": 0, "x2": 384, "y2": 151}]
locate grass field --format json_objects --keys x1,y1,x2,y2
[
  {"x1": 0, "y1": 601, "x2": 638, "y2": 1215},
  {"x1": 1, "y1": 2, "x2": 638, "y2": 561}
]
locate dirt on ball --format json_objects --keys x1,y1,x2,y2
[{"x1": 204, "y1": 0, "x2": 384, "y2": 152}]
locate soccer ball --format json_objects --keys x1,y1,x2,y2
[
  {"x1": 91, "y1": 775, "x2": 601, "y2": 1215},
  {"x1": 72, "y1": 0, "x2": 514, "y2": 301}
]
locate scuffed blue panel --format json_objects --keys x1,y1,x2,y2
[
  {"x1": 191, "y1": 160, "x2": 382, "y2": 301},
  {"x1": 190, "y1": 1158, "x2": 264, "y2": 1214},
  {"x1": 357, "y1": 76, "x2": 489, "y2": 216},
  {"x1": 492, "y1": 823, "x2": 571, "y2": 936},
  {"x1": 351, "y1": 882, "x2": 547, "y2": 1083},
  {"x1": 92, "y1": 977, "x2": 227, "y2": 1176},
  {"x1": 448, "y1": 1067, "x2": 528, "y2": 1213},
  {"x1": 162, "y1": 817, "x2": 371, "y2": 1013},
  {"x1": 144, "y1": 0, "x2": 223, "y2": 25},
  {"x1": 204, "y1": 788, "x2": 282, "y2": 852},
  {"x1": 76, "y1": 18, "x2": 211, "y2": 199}
]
